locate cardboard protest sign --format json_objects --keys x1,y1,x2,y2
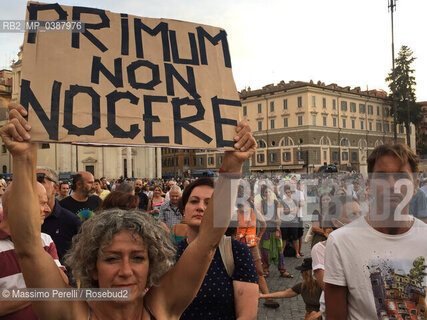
[{"x1": 21, "y1": 2, "x2": 241, "y2": 148}]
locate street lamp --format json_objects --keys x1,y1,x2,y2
[{"x1": 388, "y1": 0, "x2": 398, "y2": 142}]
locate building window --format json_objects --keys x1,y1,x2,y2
[
  {"x1": 341, "y1": 138, "x2": 349, "y2": 147},
  {"x1": 323, "y1": 150, "x2": 327, "y2": 161},
  {"x1": 322, "y1": 97, "x2": 326, "y2": 109},
  {"x1": 350, "y1": 102, "x2": 356, "y2": 113},
  {"x1": 257, "y1": 140, "x2": 267, "y2": 148},
  {"x1": 332, "y1": 117, "x2": 337, "y2": 127},
  {"x1": 270, "y1": 119, "x2": 275, "y2": 129},
  {"x1": 1, "y1": 145, "x2": 6, "y2": 153},
  {"x1": 41, "y1": 143, "x2": 50, "y2": 149},
  {"x1": 360, "y1": 120, "x2": 364, "y2": 130},
  {"x1": 198, "y1": 157, "x2": 204, "y2": 166},
  {"x1": 2, "y1": 165, "x2": 6, "y2": 174},
  {"x1": 384, "y1": 122, "x2": 390, "y2": 132},
  {"x1": 376, "y1": 122, "x2": 382, "y2": 132},
  {"x1": 351, "y1": 152, "x2": 358, "y2": 162},
  {"x1": 384, "y1": 107, "x2": 390, "y2": 117},
  {"x1": 298, "y1": 115, "x2": 303, "y2": 126},
  {"x1": 297, "y1": 151, "x2": 305, "y2": 161},
  {"x1": 377, "y1": 106, "x2": 380, "y2": 116},
  {"x1": 297, "y1": 96, "x2": 302, "y2": 108},
  {"x1": 218, "y1": 155, "x2": 223, "y2": 165},
  {"x1": 258, "y1": 103, "x2": 262, "y2": 113},
  {"x1": 270, "y1": 101, "x2": 275, "y2": 112},
  {"x1": 208, "y1": 156, "x2": 214, "y2": 165},
  {"x1": 312, "y1": 114, "x2": 316, "y2": 126},
  {"x1": 351, "y1": 119, "x2": 355, "y2": 129},
  {"x1": 399, "y1": 125, "x2": 404, "y2": 134},
  {"x1": 332, "y1": 99, "x2": 336, "y2": 110},
  {"x1": 283, "y1": 117, "x2": 288, "y2": 128},
  {"x1": 369, "y1": 121, "x2": 373, "y2": 131},
  {"x1": 184, "y1": 158, "x2": 189, "y2": 166},
  {"x1": 321, "y1": 136, "x2": 329, "y2": 145},
  {"x1": 282, "y1": 152, "x2": 291, "y2": 162},
  {"x1": 332, "y1": 151, "x2": 339, "y2": 162},
  {"x1": 323, "y1": 116, "x2": 327, "y2": 126},
  {"x1": 312, "y1": 96, "x2": 316, "y2": 107},
  {"x1": 269, "y1": 152, "x2": 277, "y2": 163},
  {"x1": 342, "y1": 118, "x2": 347, "y2": 128},
  {"x1": 283, "y1": 137, "x2": 292, "y2": 146},
  {"x1": 258, "y1": 120, "x2": 262, "y2": 131},
  {"x1": 359, "y1": 104, "x2": 366, "y2": 114},
  {"x1": 257, "y1": 153, "x2": 265, "y2": 163},
  {"x1": 243, "y1": 105, "x2": 247, "y2": 116},
  {"x1": 342, "y1": 152, "x2": 349, "y2": 161},
  {"x1": 341, "y1": 101, "x2": 347, "y2": 112},
  {"x1": 283, "y1": 99, "x2": 288, "y2": 110},
  {"x1": 368, "y1": 104, "x2": 373, "y2": 115}
]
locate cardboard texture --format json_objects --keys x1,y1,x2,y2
[{"x1": 21, "y1": 2, "x2": 241, "y2": 149}]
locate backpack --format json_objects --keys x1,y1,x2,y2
[
  {"x1": 283, "y1": 241, "x2": 296, "y2": 257},
  {"x1": 218, "y1": 235, "x2": 234, "y2": 277}
]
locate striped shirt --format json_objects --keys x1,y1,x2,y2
[
  {"x1": 158, "y1": 201, "x2": 182, "y2": 229},
  {"x1": 0, "y1": 229, "x2": 65, "y2": 320}
]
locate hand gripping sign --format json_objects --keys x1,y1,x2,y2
[{"x1": 21, "y1": 2, "x2": 241, "y2": 148}]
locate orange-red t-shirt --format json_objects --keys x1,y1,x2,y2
[{"x1": 236, "y1": 208, "x2": 257, "y2": 247}]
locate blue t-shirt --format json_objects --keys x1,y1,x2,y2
[{"x1": 176, "y1": 238, "x2": 258, "y2": 320}]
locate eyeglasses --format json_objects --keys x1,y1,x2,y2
[{"x1": 36, "y1": 173, "x2": 57, "y2": 184}]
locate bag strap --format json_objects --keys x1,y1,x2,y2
[{"x1": 218, "y1": 235, "x2": 235, "y2": 278}]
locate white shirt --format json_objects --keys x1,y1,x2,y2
[
  {"x1": 324, "y1": 216, "x2": 427, "y2": 320},
  {"x1": 312, "y1": 241, "x2": 326, "y2": 319},
  {"x1": 291, "y1": 189, "x2": 305, "y2": 218}
]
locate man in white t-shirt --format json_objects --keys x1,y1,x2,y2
[{"x1": 324, "y1": 143, "x2": 427, "y2": 320}]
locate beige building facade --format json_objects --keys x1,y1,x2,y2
[{"x1": 191, "y1": 81, "x2": 411, "y2": 175}]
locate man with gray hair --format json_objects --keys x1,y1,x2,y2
[
  {"x1": 0, "y1": 183, "x2": 67, "y2": 319},
  {"x1": 164, "y1": 179, "x2": 176, "y2": 202},
  {"x1": 159, "y1": 185, "x2": 182, "y2": 230},
  {"x1": 36, "y1": 167, "x2": 81, "y2": 263}
]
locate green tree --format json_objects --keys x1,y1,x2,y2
[
  {"x1": 386, "y1": 45, "x2": 421, "y2": 145},
  {"x1": 409, "y1": 256, "x2": 427, "y2": 286}
]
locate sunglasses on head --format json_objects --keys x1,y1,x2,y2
[{"x1": 36, "y1": 173, "x2": 56, "y2": 184}]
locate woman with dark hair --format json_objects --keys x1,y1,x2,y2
[
  {"x1": 260, "y1": 185, "x2": 292, "y2": 277},
  {"x1": 281, "y1": 184, "x2": 300, "y2": 259},
  {"x1": 0, "y1": 103, "x2": 256, "y2": 320},
  {"x1": 310, "y1": 193, "x2": 332, "y2": 248},
  {"x1": 101, "y1": 191, "x2": 140, "y2": 210},
  {"x1": 176, "y1": 177, "x2": 259, "y2": 319}
]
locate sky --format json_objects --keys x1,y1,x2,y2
[{"x1": 1, "y1": 0, "x2": 426, "y2": 101}]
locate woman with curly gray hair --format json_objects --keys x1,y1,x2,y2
[
  {"x1": 65, "y1": 209, "x2": 175, "y2": 290},
  {"x1": 0, "y1": 103, "x2": 256, "y2": 320}
]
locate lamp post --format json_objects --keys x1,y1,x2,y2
[
  {"x1": 388, "y1": 0, "x2": 398, "y2": 142},
  {"x1": 305, "y1": 150, "x2": 309, "y2": 174}
]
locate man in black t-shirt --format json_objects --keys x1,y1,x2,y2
[
  {"x1": 134, "y1": 179, "x2": 149, "y2": 211},
  {"x1": 60, "y1": 171, "x2": 101, "y2": 221}
]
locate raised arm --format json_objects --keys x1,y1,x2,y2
[
  {"x1": 148, "y1": 120, "x2": 256, "y2": 318},
  {"x1": 259, "y1": 288, "x2": 298, "y2": 299},
  {"x1": 0, "y1": 104, "x2": 77, "y2": 319}
]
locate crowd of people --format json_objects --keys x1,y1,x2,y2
[{"x1": 1, "y1": 102, "x2": 427, "y2": 320}]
